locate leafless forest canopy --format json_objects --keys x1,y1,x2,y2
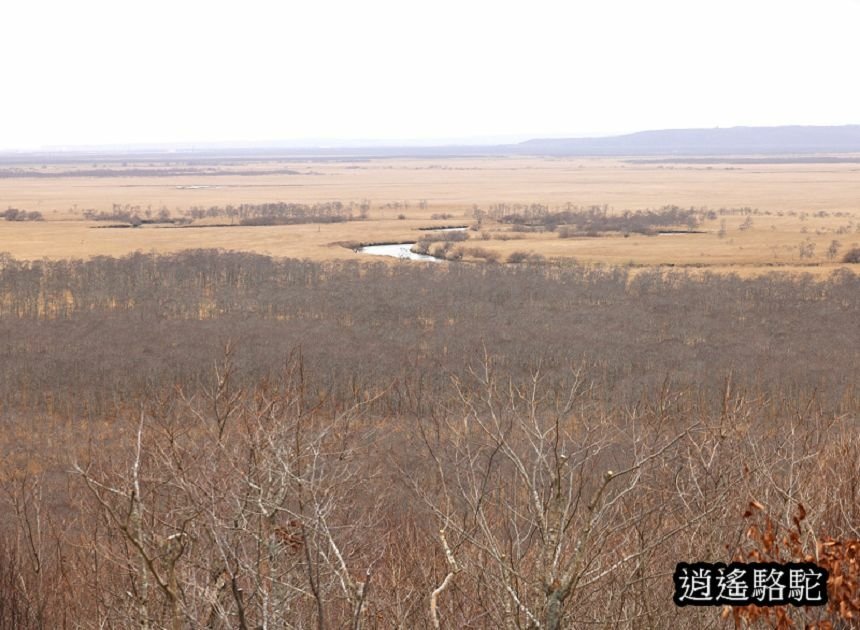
[{"x1": 0, "y1": 250, "x2": 858, "y2": 628}]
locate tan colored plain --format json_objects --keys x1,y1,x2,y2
[{"x1": 1, "y1": 156, "x2": 858, "y2": 276}]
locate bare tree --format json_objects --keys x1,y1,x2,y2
[{"x1": 405, "y1": 356, "x2": 728, "y2": 629}]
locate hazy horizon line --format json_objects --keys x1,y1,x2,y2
[{"x1": 2, "y1": 123, "x2": 859, "y2": 155}]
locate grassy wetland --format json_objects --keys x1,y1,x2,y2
[{"x1": 1, "y1": 154, "x2": 859, "y2": 274}]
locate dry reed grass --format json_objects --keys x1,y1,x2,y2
[{"x1": 1, "y1": 156, "x2": 858, "y2": 275}]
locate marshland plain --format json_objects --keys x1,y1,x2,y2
[{"x1": 2, "y1": 153, "x2": 859, "y2": 275}]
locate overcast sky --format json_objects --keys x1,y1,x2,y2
[{"x1": 1, "y1": 0, "x2": 859, "y2": 149}]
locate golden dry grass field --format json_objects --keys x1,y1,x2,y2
[{"x1": 1, "y1": 155, "x2": 859, "y2": 276}]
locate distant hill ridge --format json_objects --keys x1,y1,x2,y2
[
  {"x1": 516, "y1": 125, "x2": 860, "y2": 156},
  {"x1": 4, "y1": 125, "x2": 860, "y2": 162}
]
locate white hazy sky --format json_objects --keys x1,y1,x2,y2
[{"x1": 1, "y1": 0, "x2": 859, "y2": 149}]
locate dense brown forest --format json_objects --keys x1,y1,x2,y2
[{"x1": 0, "y1": 251, "x2": 858, "y2": 628}]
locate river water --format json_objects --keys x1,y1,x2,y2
[
  {"x1": 358, "y1": 226, "x2": 468, "y2": 261},
  {"x1": 359, "y1": 243, "x2": 441, "y2": 261}
]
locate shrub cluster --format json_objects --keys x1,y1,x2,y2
[
  {"x1": 1, "y1": 208, "x2": 43, "y2": 221},
  {"x1": 843, "y1": 246, "x2": 860, "y2": 263}
]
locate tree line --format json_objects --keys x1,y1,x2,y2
[
  {"x1": 184, "y1": 201, "x2": 367, "y2": 225},
  {"x1": 488, "y1": 204, "x2": 702, "y2": 235}
]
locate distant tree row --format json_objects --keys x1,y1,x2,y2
[
  {"x1": 183, "y1": 201, "x2": 366, "y2": 225},
  {"x1": 84, "y1": 206, "x2": 174, "y2": 225},
  {"x1": 80, "y1": 201, "x2": 364, "y2": 227},
  {"x1": 490, "y1": 204, "x2": 702, "y2": 235}
]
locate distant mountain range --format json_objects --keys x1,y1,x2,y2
[
  {"x1": 514, "y1": 125, "x2": 860, "y2": 156},
  {"x1": 4, "y1": 125, "x2": 860, "y2": 162}
]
